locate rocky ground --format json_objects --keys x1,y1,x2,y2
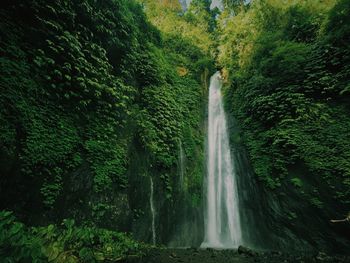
[{"x1": 126, "y1": 246, "x2": 350, "y2": 263}]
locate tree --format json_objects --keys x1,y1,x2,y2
[
  {"x1": 186, "y1": 0, "x2": 219, "y2": 32},
  {"x1": 222, "y1": 0, "x2": 245, "y2": 14}
]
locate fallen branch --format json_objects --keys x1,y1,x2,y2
[{"x1": 330, "y1": 213, "x2": 350, "y2": 223}]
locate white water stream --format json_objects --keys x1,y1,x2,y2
[
  {"x1": 150, "y1": 177, "x2": 156, "y2": 245},
  {"x1": 178, "y1": 140, "x2": 185, "y2": 188},
  {"x1": 201, "y1": 72, "x2": 242, "y2": 248}
]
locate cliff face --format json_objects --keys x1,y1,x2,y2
[
  {"x1": 227, "y1": 116, "x2": 350, "y2": 254},
  {"x1": 0, "y1": 0, "x2": 212, "y2": 246},
  {"x1": 221, "y1": 0, "x2": 350, "y2": 253}
]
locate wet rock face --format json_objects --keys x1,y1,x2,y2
[
  {"x1": 57, "y1": 162, "x2": 131, "y2": 231},
  {"x1": 235, "y1": 153, "x2": 350, "y2": 254},
  {"x1": 237, "y1": 246, "x2": 257, "y2": 257},
  {"x1": 228, "y1": 117, "x2": 350, "y2": 254},
  {"x1": 129, "y1": 170, "x2": 204, "y2": 247},
  {"x1": 126, "y1": 140, "x2": 204, "y2": 247}
]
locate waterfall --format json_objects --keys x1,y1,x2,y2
[
  {"x1": 178, "y1": 140, "x2": 185, "y2": 188},
  {"x1": 201, "y1": 71, "x2": 242, "y2": 248},
  {"x1": 150, "y1": 177, "x2": 156, "y2": 245}
]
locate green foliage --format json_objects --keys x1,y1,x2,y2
[
  {"x1": 291, "y1": 178, "x2": 303, "y2": 188},
  {"x1": 0, "y1": 211, "x2": 45, "y2": 262},
  {"x1": 132, "y1": 0, "x2": 214, "y2": 205},
  {"x1": 160, "y1": 174, "x2": 173, "y2": 200},
  {"x1": 138, "y1": 83, "x2": 182, "y2": 167},
  {"x1": 85, "y1": 134, "x2": 128, "y2": 192},
  {"x1": 187, "y1": 164, "x2": 203, "y2": 206},
  {"x1": 0, "y1": 0, "x2": 211, "y2": 237},
  {"x1": 287, "y1": 211, "x2": 298, "y2": 220},
  {"x1": 136, "y1": 50, "x2": 207, "y2": 200},
  {"x1": 0, "y1": 211, "x2": 145, "y2": 262},
  {"x1": 139, "y1": 0, "x2": 215, "y2": 54},
  {"x1": 186, "y1": 0, "x2": 219, "y2": 32},
  {"x1": 309, "y1": 196, "x2": 324, "y2": 209},
  {"x1": 41, "y1": 172, "x2": 63, "y2": 207},
  {"x1": 222, "y1": 0, "x2": 246, "y2": 14},
  {"x1": 282, "y1": 5, "x2": 322, "y2": 43},
  {"x1": 219, "y1": 0, "x2": 350, "y2": 208},
  {"x1": 0, "y1": 0, "x2": 151, "y2": 215}
]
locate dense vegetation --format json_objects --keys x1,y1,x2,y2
[
  {"x1": 0, "y1": 0, "x2": 214, "y2": 261},
  {"x1": 1, "y1": 0, "x2": 350, "y2": 260},
  {"x1": 218, "y1": 0, "x2": 350, "y2": 250},
  {"x1": 219, "y1": 0, "x2": 350, "y2": 205},
  {"x1": 0, "y1": 211, "x2": 144, "y2": 262}
]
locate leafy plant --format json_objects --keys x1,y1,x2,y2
[
  {"x1": 0, "y1": 211, "x2": 146, "y2": 262},
  {"x1": 218, "y1": 0, "x2": 350, "y2": 206}
]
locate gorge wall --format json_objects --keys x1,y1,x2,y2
[
  {"x1": 0, "y1": 0, "x2": 213, "y2": 247},
  {"x1": 220, "y1": 0, "x2": 350, "y2": 254}
]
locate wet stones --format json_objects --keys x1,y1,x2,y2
[{"x1": 238, "y1": 246, "x2": 257, "y2": 257}]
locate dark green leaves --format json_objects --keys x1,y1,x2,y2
[
  {"x1": 0, "y1": 211, "x2": 146, "y2": 262},
  {"x1": 220, "y1": 0, "x2": 350, "y2": 204}
]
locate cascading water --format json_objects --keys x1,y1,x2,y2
[
  {"x1": 178, "y1": 139, "x2": 185, "y2": 189},
  {"x1": 201, "y1": 71, "x2": 243, "y2": 248},
  {"x1": 150, "y1": 177, "x2": 156, "y2": 245}
]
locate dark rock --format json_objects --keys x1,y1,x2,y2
[
  {"x1": 188, "y1": 247, "x2": 199, "y2": 253},
  {"x1": 316, "y1": 252, "x2": 332, "y2": 262},
  {"x1": 170, "y1": 253, "x2": 178, "y2": 258},
  {"x1": 238, "y1": 245, "x2": 257, "y2": 257},
  {"x1": 271, "y1": 251, "x2": 283, "y2": 256}
]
